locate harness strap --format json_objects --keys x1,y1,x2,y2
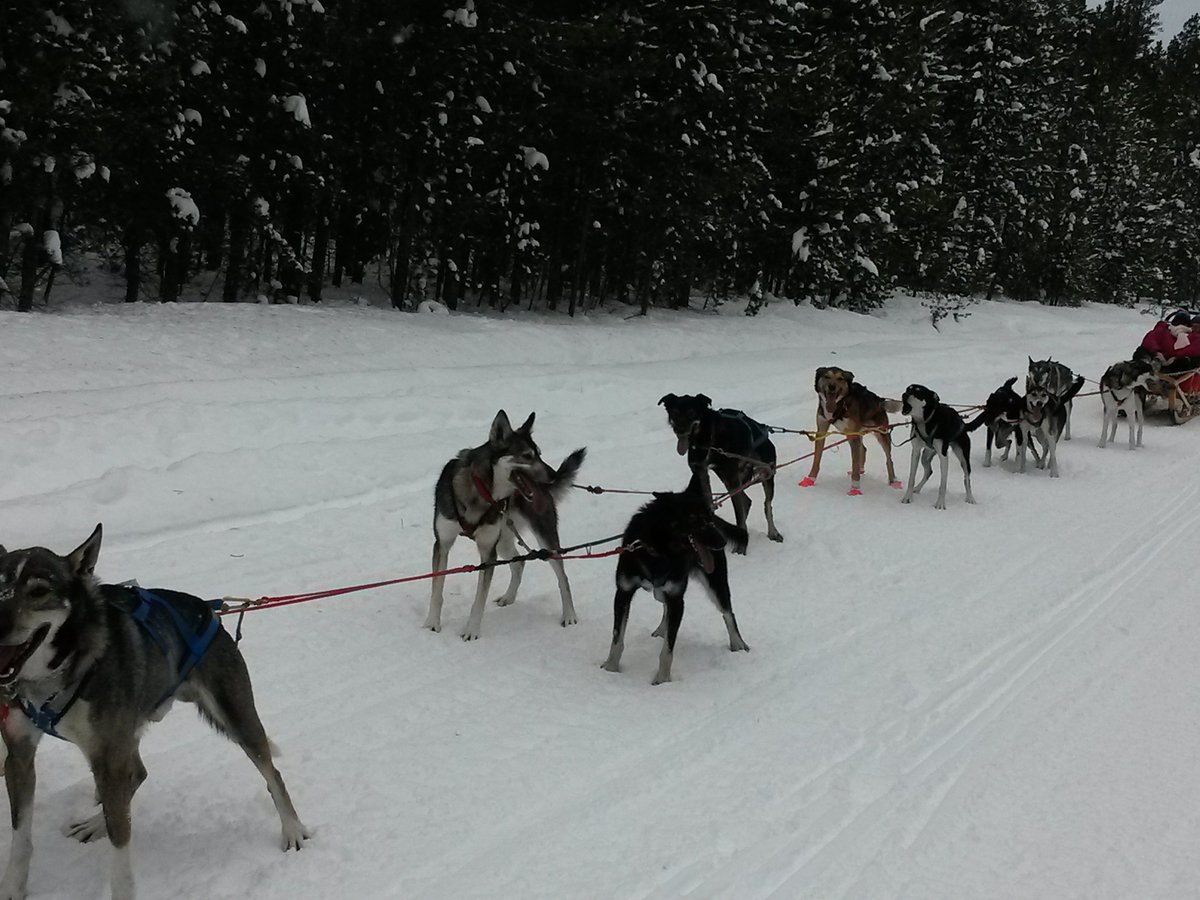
[
  {"x1": 717, "y1": 409, "x2": 772, "y2": 451},
  {"x1": 17, "y1": 667, "x2": 95, "y2": 741}
]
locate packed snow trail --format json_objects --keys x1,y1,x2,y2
[{"x1": 1, "y1": 297, "x2": 1198, "y2": 899}]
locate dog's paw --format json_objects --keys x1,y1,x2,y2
[
  {"x1": 651, "y1": 673, "x2": 673, "y2": 686},
  {"x1": 900, "y1": 495, "x2": 913, "y2": 504},
  {"x1": 768, "y1": 531, "x2": 784, "y2": 543},
  {"x1": 421, "y1": 615, "x2": 442, "y2": 633},
  {"x1": 601, "y1": 659, "x2": 621, "y2": 673},
  {"x1": 965, "y1": 496, "x2": 977, "y2": 505},
  {"x1": 934, "y1": 500, "x2": 947, "y2": 510},
  {"x1": 560, "y1": 612, "x2": 578, "y2": 627},
  {"x1": 280, "y1": 819, "x2": 311, "y2": 852},
  {"x1": 494, "y1": 594, "x2": 516, "y2": 607},
  {"x1": 729, "y1": 637, "x2": 750, "y2": 652},
  {"x1": 797, "y1": 476, "x2": 816, "y2": 488},
  {"x1": 846, "y1": 487, "x2": 862, "y2": 497},
  {"x1": 460, "y1": 627, "x2": 482, "y2": 641},
  {"x1": 63, "y1": 812, "x2": 107, "y2": 843},
  {"x1": 731, "y1": 545, "x2": 747, "y2": 556},
  {"x1": 889, "y1": 480, "x2": 903, "y2": 489},
  {"x1": 0, "y1": 871, "x2": 27, "y2": 900}
]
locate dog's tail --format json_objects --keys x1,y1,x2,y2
[
  {"x1": 883, "y1": 398, "x2": 903, "y2": 414},
  {"x1": 712, "y1": 515, "x2": 748, "y2": 556},
  {"x1": 1061, "y1": 375, "x2": 1086, "y2": 405},
  {"x1": 549, "y1": 448, "x2": 587, "y2": 499},
  {"x1": 964, "y1": 409, "x2": 991, "y2": 432}
]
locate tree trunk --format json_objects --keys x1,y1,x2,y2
[
  {"x1": 224, "y1": 201, "x2": 247, "y2": 301},
  {"x1": 308, "y1": 193, "x2": 331, "y2": 303}
]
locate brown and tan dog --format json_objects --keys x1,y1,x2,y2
[{"x1": 800, "y1": 366, "x2": 902, "y2": 495}]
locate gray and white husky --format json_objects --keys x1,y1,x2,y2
[
  {"x1": 1099, "y1": 359, "x2": 1155, "y2": 450},
  {"x1": 1019, "y1": 376, "x2": 1085, "y2": 477},
  {"x1": 0, "y1": 525, "x2": 307, "y2": 900},
  {"x1": 424, "y1": 410, "x2": 585, "y2": 640},
  {"x1": 1027, "y1": 357, "x2": 1078, "y2": 440}
]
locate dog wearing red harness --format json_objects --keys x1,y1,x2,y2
[{"x1": 424, "y1": 410, "x2": 586, "y2": 640}]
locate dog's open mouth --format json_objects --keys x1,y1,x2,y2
[
  {"x1": 512, "y1": 472, "x2": 548, "y2": 514},
  {"x1": 0, "y1": 624, "x2": 50, "y2": 686}
]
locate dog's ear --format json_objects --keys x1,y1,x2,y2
[
  {"x1": 68, "y1": 524, "x2": 103, "y2": 578},
  {"x1": 0, "y1": 544, "x2": 6, "y2": 556},
  {"x1": 842, "y1": 370, "x2": 855, "y2": 383},
  {"x1": 517, "y1": 412, "x2": 535, "y2": 434},
  {"x1": 489, "y1": 410, "x2": 513, "y2": 445},
  {"x1": 813, "y1": 368, "x2": 829, "y2": 391},
  {"x1": 1028, "y1": 355, "x2": 1035, "y2": 367},
  {"x1": 1003, "y1": 376, "x2": 1017, "y2": 389},
  {"x1": 697, "y1": 394, "x2": 712, "y2": 407},
  {"x1": 930, "y1": 390, "x2": 941, "y2": 405},
  {"x1": 658, "y1": 393, "x2": 677, "y2": 407}
]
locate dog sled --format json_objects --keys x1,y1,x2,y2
[{"x1": 1136, "y1": 313, "x2": 1200, "y2": 425}]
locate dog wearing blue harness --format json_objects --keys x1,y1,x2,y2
[{"x1": 0, "y1": 525, "x2": 308, "y2": 900}]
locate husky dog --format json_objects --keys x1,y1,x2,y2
[
  {"x1": 658, "y1": 393, "x2": 782, "y2": 547},
  {"x1": 900, "y1": 384, "x2": 976, "y2": 509},
  {"x1": 1099, "y1": 360, "x2": 1154, "y2": 449},
  {"x1": 425, "y1": 410, "x2": 585, "y2": 640},
  {"x1": 1027, "y1": 357, "x2": 1078, "y2": 440},
  {"x1": 966, "y1": 376, "x2": 1040, "y2": 467},
  {"x1": 0, "y1": 526, "x2": 307, "y2": 900},
  {"x1": 802, "y1": 367, "x2": 902, "y2": 495},
  {"x1": 1019, "y1": 376, "x2": 1085, "y2": 477},
  {"x1": 601, "y1": 467, "x2": 749, "y2": 685}
]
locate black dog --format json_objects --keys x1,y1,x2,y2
[
  {"x1": 658, "y1": 393, "x2": 782, "y2": 548},
  {"x1": 900, "y1": 384, "x2": 976, "y2": 509},
  {"x1": 966, "y1": 376, "x2": 1040, "y2": 468},
  {"x1": 601, "y1": 468, "x2": 749, "y2": 684}
]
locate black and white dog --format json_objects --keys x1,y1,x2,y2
[
  {"x1": 1018, "y1": 376, "x2": 1085, "y2": 477},
  {"x1": 658, "y1": 393, "x2": 782, "y2": 548},
  {"x1": 601, "y1": 467, "x2": 749, "y2": 685},
  {"x1": 900, "y1": 384, "x2": 976, "y2": 509},
  {"x1": 1027, "y1": 357, "x2": 1078, "y2": 440},
  {"x1": 966, "y1": 376, "x2": 1040, "y2": 467},
  {"x1": 1099, "y1": 359, "x2": 1155, "y2": 450},
  {"x1": 0, "y1": 526, "x2": 308, "y2": 900},
  {"x1": 425, "y1": 410, "x2": 585, "y2": 640}
]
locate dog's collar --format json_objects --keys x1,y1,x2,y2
[{"x1": 459, "y1": 472, "x2": 507, "y2": 539}]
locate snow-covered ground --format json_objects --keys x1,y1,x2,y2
[{"x1": 2, "y1": 296, "x2": 1198, "y2": 899}]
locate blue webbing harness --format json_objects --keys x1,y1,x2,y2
[{"x1": 17, "y1": 587, "x2": 223, "y2": 741}]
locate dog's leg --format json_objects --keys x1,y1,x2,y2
[
  {"x1": 761, "y1": 477, "x2": 783, "y2": 542},
  {"x1": 423, "y1": 518, "x2": 460, "y2": 632},
  {"x1": 900, "y1": 437, "x2": 922, "y2": 504},
  {"x1": 934, "y1": 446, "x2": 951, "y2": 509},
  {"x1": 92, "y1": 748, "x2": 139, "y2": 900},
  {"x1": 1135, "y1": 395, "x2": 1145, "y2": 448},
  {"x1": 493, "y1": 527, "x2": 523, "y2": 608},
  {"x1": 0, "y1": 731, "x2": 39, "y2": 900},
  {"x1": 730, "y1": 490, "x2": 751, "y2": 550},
  {"x1": 847, "y1": 436, "x2": 864, "y2": 496},
  {"x1": 189, "y1": 651, "x2": 309, "y2": 851},
  {"x1": 651, "y1": 605, "x2": 668, "y2": 638},
  {"x1": 524, "y1": 517, "x2": 578, "y2": 625},
  {"x1": 1064, "y1": 399, "x2": 1072, "y2": 440},
  {"x1": 875, "y1": 430, "x2": 900, "y2": 488},
  {"x1": 652, "y1": 586, "x2": 686, "y2": 685},
  {"x1": 65, "y1": 751, "x2": 147, "y2": 844},
  {"x1": 697, "y1": 553, "x2": 749, "y2": 652},
  {"x1": 914, "y1": 447, "x2": 935, "y2": 494},
  {"x1": 601, "y1": 578, "x2": 636, "y2": 673},
  {"x1": 463, "y1": 528, "x2": 500, "y2": 640},
  {"x1": 1047, "y1": 434, "x2": 1060, "y2": 478},
  {"x1": 800, "y1": 417, "x2": 829, "y2": 487},
  {"x1": 1017, "y1": 429, "x2": 1028, "y2": 473},
  {"x1": 954, "y1": 440, "x2": 976, "y2": 505}
]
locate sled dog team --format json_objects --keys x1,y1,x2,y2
[{"x1": 0, "y1": 353, "x2": 1158, "y2": 899}]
